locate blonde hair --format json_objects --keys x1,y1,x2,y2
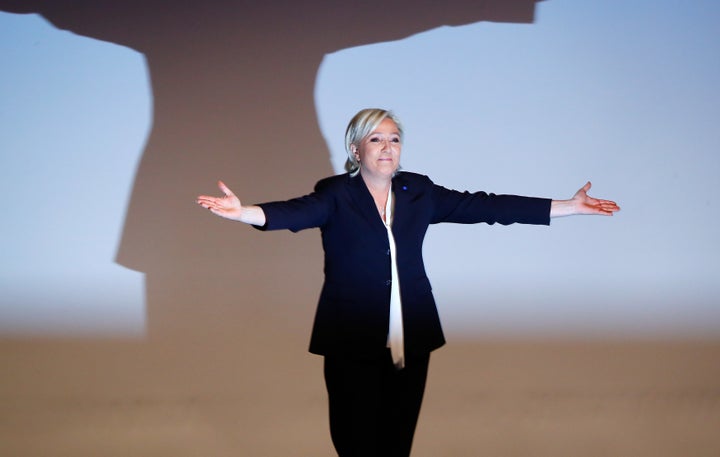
[{"x1": 344, "y1": 108, "x2": 404, "y2": 176}]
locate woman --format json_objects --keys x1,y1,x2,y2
[{"x1": 197, "y1": 108, "x2": 620, "y2": 456}]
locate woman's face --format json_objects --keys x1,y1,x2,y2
[{"x1": 353, "y1": 118, "x2": 402, "y2": 181}]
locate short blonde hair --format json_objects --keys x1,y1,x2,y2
[{"x1": 344, "y1": 108, "x2": 404, "y2": 176}]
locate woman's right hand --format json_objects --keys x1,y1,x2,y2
[
  {"x1": 197, "y1": 181, "x2": 267, "y2": 226},
  {"x1": 197, "y1": 181, "x2": 244, "y2": 221}
]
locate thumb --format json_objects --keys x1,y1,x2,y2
[{"x1": 217, "y1": 180, "x2": 236, "y2": 197}]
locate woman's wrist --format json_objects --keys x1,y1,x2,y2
[
  {"x1": 239, "y1": 205, "x2": 267, "y2": 226},
  {"x1": 550, "y1": 199, "x2": 576, "y2": 218}
]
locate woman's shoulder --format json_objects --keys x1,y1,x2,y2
[
  {"x1": 394, "y1": 171, "x2": 434, "y2": 187},
  {"x1": 314, "y1": 172, "x2": 352, "y2": 192}
]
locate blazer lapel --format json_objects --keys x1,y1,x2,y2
[
  {"x1": 346, "y1": 174, "x2": 388, "y2": 237},
  {"x1": 390, "y1": 172, "x2": 414, "y2": 236}
]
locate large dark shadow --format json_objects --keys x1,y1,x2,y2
[
  {"x1": 0, "y1": 0, "x2": 542, "y2": 339},
  {"x1": 0, "y1": 1, "x2": 545, "y2": 455}
]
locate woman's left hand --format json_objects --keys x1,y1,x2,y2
[{"x1": 551, "y1": 182, "x2": 620, "y2": 217}]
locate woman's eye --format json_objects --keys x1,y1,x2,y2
[
  {"x1": 391, "y1": 138, "x2": 400, "y2": 143},
  {"x1": 369, "y1": 138, "x2": 380, "y2": 142}
]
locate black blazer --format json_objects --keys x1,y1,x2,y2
[{"x1": 258, "y1": 171, "x2": 550, "y2": 358}]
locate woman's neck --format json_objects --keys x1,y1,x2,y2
[{"x1": 360, "y1": 170, "x2": 392, "y2": 195}]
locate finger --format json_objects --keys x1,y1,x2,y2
[
  {"x1": 197, "y1": 201, "x2": 215, "y2": 210},
  {"x1": 597, "y1": 202, "x2": 620, "y2": 213},
  {"x1": 197, "y1": 197, "x2": 228, "y2": 211},
  {"x1": 597, "y1": 199, "x2": 620, "y2": 209},
  {"x1": 197, "y1": 196, "x2": 218, "y2": 206}
]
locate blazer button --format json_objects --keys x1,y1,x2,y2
[
  {"x1": 386, "y1": 249, "x2": 391, "y2": 255},
  {"x1": 385, "y1": 280, "x2": 392, "y2": 286}
]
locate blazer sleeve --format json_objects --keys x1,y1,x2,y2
[
  {"x1": 253, "y1": 178, "x2": 336, "y2": 232},
  {"x1": 430, "y1": 182, "x2": 551, "y2": 226}
]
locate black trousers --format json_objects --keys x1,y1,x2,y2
[{"x1": 323, "y1": 351, "x2": 430, "y2": 457}]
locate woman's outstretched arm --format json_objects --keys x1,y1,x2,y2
[{"x1": 197, "y1": 180, "x2": 266, "y2": 226}]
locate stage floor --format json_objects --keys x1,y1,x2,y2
[{"x1": 2, "y1": 336, "x2": 719, "y2": 456}]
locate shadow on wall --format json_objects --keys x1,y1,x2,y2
[
  {"x1": 0, "y1": 2, "x2": 541, "y2": 454},
  {"x1": 0, "y1": 0, "x2": 541, "y2": 341}
]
